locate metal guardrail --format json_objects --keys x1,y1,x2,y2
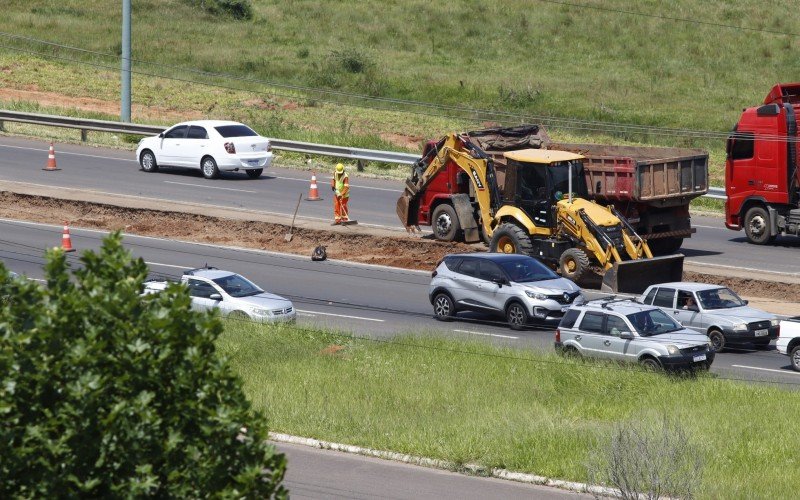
[{"x1": 0, "y1": 109, "x2": 727, "y2": 198}]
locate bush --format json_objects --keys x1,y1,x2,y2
[
  {"x1": 186, "y1": 0, "x2": 254, "y2": 20},
  {"x1": 0, "y1": 233, "x2": 286, "y2": 497}
]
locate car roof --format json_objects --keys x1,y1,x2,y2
[
  {"x1": 443, "y1": 253, "x2": 539, "y2": 263},
  {"x1": 649, "y1": 282, "x2": 724, "y2": 292},
  {"x1": 503, "y1": 148, "x2": 585, "y2": 164},
  {"x1": 170, "y1": 120, "x2": 250, "y2": 128},
  {"x1": 184, "y1": 268, "x2": 236, "y2": 280},
  {"x1": 576, "y1": 299, "x2": 661, "y2": 315}
]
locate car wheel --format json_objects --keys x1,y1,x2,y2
[
  {"x1": 432, "y1": 293, "x2": 455, "y2": 321},
  {"x1": 505, "y1": 301, "x2": 528, "y2": 330},
  {"x1": 639, "y1": 356, "x2": 662, "y2": 371},
  {"x1": 561, "y1": 345, "x2": 581, "y2": 358},
  {"x1": 791, "y1": 345, "x2": 800, "y2": 372},
  {"x1": 246, "y1": 168, "x2": 263, "y2": 179},
  {"x1": 202, "y1": 156, "x2": 220, "y2": 179},
  {"x1": 490, "y1": 223, "x2": 534, "y2": 255},
  {"x1": 140, "y1": 150, "x2": 158, "y2": 173},
  {"x1": 559, "y1": 248, "x2": 590, "y2": 282},
  {"x1": 708, "y1": 329, "x2": 725, "y2": 352},
  {"x1": 744, "y1": 206, "x2": 776, "y2": 245},
  {"x1": 431, "y1": 204, "x2": 461, "y2": 242}
]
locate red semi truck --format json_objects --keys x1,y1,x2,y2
[
  {"x1": 725, "y1": 83, "x2": 800, "y2": 244},
  {"x1": 412, "y1": 126, "x2": 708, "y2": 255}
]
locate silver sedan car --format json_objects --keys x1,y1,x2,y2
[{"x1": 639, "y1": 282, "x2": 778, "y2": 351}]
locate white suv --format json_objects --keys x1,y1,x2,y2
[{"x1": 556, "y1": 299, "x2": 714, "y2": 370}]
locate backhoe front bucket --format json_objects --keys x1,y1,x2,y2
[
  {"x1": 601, "y1": 254, "x2": 684, "y2": 294},
  {"x1": 396, "y1": 185, "x2": 420, "y2": 228}
]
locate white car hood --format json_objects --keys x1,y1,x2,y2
[
  {"x1": 644, "y1": 329, "x2": 709, "y2": 348},
  {"x1": 704, "y1": 306, "x2": 775, "y2": 325},
  {"x1": 234, "y1": 292, "x2": 293, "y2": 309},
  {"x1": 519, "y1": 277, "x2": 582, "y2": 294}
]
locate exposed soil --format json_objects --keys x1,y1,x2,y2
[{"x1": 0, "y1": 191, "x2": 796, "y2": 302}]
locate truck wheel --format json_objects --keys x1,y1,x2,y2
[
  {"x1": 490, "y1": 223, "x2": 533, "y2": 255},
  {"x1": 744, "y1": 206, "x2": 776, "y2": 245},
  {"x1": 792, "y1": 345, "x2": 800, "y2": 372},
  {"x1": 648, "y1": 237, "x2": 683, "y2": 256},
  {"x1": 431, "y1": 204, "x2": 461, "y2": 242},
  {"x1": 559, "y1": 248, "x2": 590, "y2": 282}
]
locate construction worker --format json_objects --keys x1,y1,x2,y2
[{"x1": 331, "y1": 163, "x2": 350, "y2": 224}]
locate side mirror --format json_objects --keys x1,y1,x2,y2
[
  {"x1": 209, "y1": 293, "x2": 222, "y2": 301},
  {"x1": 620, "y1": 332, "x2": 634, "y2": 340},
  {"x1": 158, "y1": 132, "x2": 165, "y2": 138},
  {"x1": 492, "y1": 277, "x2": 509, "y2": 287}
]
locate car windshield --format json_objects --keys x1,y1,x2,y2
[
  {"x1": 213, "y1": 274, "x2": 263, "y2": 297},
  {"x1": 626, "y1": 309, "x2": 682, "y2": 336},
  {"x1": 498, "y1": 256, "x2": 559, "y2": 283},
  {"x1": 215, "y1": 124, "x2": 258, "y2": 138},
  {"x1": 697, "y1": 287, "x2": 746, "y2": 309}
]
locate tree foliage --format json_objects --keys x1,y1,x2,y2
[{"x1": 0, "y1": 233, "x2": 286, "y2": 497}]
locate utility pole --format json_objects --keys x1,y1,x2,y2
[{"x1": 121, "y1": 0, "x2": 131, "y2": 122}]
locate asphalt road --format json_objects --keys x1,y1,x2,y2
[
  {"x1": 2, "y1": 218, "x2": 799, "y2": 385},
  {"x1": 2, "y1": 136, "x2": 800, "y2": 277}
]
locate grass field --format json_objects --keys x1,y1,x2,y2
[{"x1": 218, "y1": 319, "x2": 799, "y2": 499}]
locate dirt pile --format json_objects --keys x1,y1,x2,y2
[{"x1": 0, "y1": 192, "x2": 796, "y2": 302}]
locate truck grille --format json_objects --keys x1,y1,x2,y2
[
  {"x1": 747, "y1": 320, "x2": 771, "y2": 331},
  {"x1": 547, "y1": 291, "x2": 582, "y2": 304}
]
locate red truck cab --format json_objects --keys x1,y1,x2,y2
[{"x1": 726, "y1": 83, "x2": 800, "y2": 243}]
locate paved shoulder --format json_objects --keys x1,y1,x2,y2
[{"x1": 276, "y1": 442, "x2": 586, "y2": 499}]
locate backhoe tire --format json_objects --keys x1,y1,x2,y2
[
  {"x1": 559, "y1": 248, "x2": 590, "y2": 282},
  {"x1": 744, "y1": 206, "x2": 776, "y2": 245},
  {"x1": 431, "y1": 204, "x2": 461, "y2": 242},
  {"x1": 489, "y1": 223, "x2": 533, "y2": 255}
]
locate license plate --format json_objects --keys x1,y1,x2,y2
[
  {"x1": 755, "y1": 329, "x2": 768, "y2": 337},
  {"x1": 693, "y1": 354, "x2": 707, "y2": 362},
  {"x1": 248, "y1": 159, "x2": 260, "y2": 165}
]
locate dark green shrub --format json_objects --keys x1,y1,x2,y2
[
  {"x1": 187, "y1": 0, "x2": 254, "y2": 20},
  {"x1": 0, "y1": 233, "x2": 286, "y2": 497}
]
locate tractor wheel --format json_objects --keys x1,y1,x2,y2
[
  {"x1": 744, "y1": 206, "x2": 776, "y2": 245},
  {"x1": 489, "y1": 223, "x2": 533, "y2": 255},
  {"x1": 431, "y1": 204, "x2": 461, "y2": 242},
  {"x1": 559, "y1": 248, "x2": 590, "y2": 282}
]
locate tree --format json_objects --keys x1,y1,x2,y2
[{"x1": 0, "y1": 233, "x2": 286, "y2": 497}]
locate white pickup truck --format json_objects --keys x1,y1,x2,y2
[
  {"x1": 143, "y1": 267, "x2": 296, "y2": 323},
  {"x1": 777, "y1": 317, "x2": 800, "y2": 371}
]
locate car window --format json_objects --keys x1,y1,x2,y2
[
  {"x1": 187, "y1": 279, "x2": 217, "y2": 299},
  {"x1": 457, "y1": 259, "x2": 480, "y2": 278},
  {"x1": 497, "y1": 256, "x2": 558, "y2": 282},
  {"x1": 479, "y1": 260, "x2": 506, "y2": 282},
  {"x1": 696, "y1": 287, "x2": 747, "y2": 310},
  {"x1": 653, "y1": 288, "x2": 676, "y2": 308},
  {"x1": 212, "y1": 274, "x2": 263, "y2": 298},
  {"x1": 606, "y1": 315, "x2": 630, "y2": 337},
  {"x1": 642, "y1": 288, "x2": 657, "y2": 305},
  {"x1": 215, "y1": 124, "x2": 258, "y2": 138},
  {"x1": 677, "y1": 290, "x2": 697, "y2": 310},
  {"x1": 579, "y1": 312, "x2": 605, "y2": 333},
  {"x1": 626, "y1": 309, "x2": 682, "y2": 336},
  {"x1": 164, "y1": 125, "x2": 188, "y2": 139},
  {"x1": 559, "y1": 309, "x2": 580, "y2": 328},
  {"x1": 187, "y1": 125, "x2": 209, "y2": 139},
  {"x1": 442, "y1": 256, "x2": 463, "y2": 271}
]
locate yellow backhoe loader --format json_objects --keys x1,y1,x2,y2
[{"x1": 397, "y1": 133, "x2": 683, "y2": 293}]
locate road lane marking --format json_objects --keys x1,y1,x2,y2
[
  {"x1": 270, "y1": 175, "x2": 400, "y2": 192},
  {"x1": 684, "y1": 260, "x2": 800, "y2": 276},
  {"x1": 0, "y1": 143, "x2": 137, "y2": 162},
  {"x1": 731, "y1": 365, "x2": 800, "y2": 376},
  {"x1": 297, "y1": 309, "x2": 384, "y2": 322},
  {"x1": 693, "y1": 225, "x2": 725, "y2": 230},
  {"x1": 163, "y1": 181, "x2": 258, "y2": 193},
  {"x1": 145, "y1": 261, "x2": 188, "y2": 270},
  {"x1": 454, "y1": 329, "x2": 519, "y2": 340}
]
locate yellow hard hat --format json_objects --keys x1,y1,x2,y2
[{"x1": 335, "y1": 163, "x2": 345, "y2": 173}]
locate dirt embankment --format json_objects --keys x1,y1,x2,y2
[{"x1": 0, "y1": 192, "x2": 797, "y2": 303}]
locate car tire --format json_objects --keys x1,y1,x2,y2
[
  {"x1": 639, "y1": 356, "x2": 662, "y2": 371},
  {"x1": 561, "y1": 345, "x2": 581, "y2": 358},
  {"x1": 791, "y1": 345, "x2": 800, "y2": 372},
  {"x1": 490, "y1": 223, "x2": 533, "y2": 255},
  {"x1": 201, "y1": 156, "x2": 220, "y2": 179},
  {"x1": 708, "y1": 328, "x2": 725, "y2": 352},
  {"x1": 246, "y1": 168, "x2": 263, "y2": 179},
  {"x1": 140, "y1": 150, "x2": 158, "y2": 173},
  {"x1": 744, "y1": 206, "x2": 776, "y2": 245},
  {"x1": 431, "y1": 204, "x2": 461, "y2": 242},
  {"x1": 559, "y1": 248, "x2": 590, "y2": 282},
  {"x1": 432, "y1": 293, "x2": 455, "y2": 321},
  {"x1": 505, "y1": 301, "x2": 529, "y2": 330}
]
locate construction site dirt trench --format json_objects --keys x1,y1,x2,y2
[{"x1": 0, "y1": 192, "x2": 796, "y2": 302}]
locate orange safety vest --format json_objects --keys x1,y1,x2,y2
[{"x1": 332, "y1": 172, "x2": 350, "y2": 198}]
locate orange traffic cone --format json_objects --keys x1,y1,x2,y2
[
  {"x1": 305, "y1": 172, "x2": 322, "y2": 201},
  {"x1": 43, "y1": 142, "x2": 60, "y2": 171},
  {"x1": 61, "y1": 221, "x2": 75, "y2": 252}
]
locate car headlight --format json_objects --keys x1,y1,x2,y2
[
  {"x1": 770, "y1": 319, "x2": 779, "y2": 327},
  {"x1": 250, "y1": 307, "x2": 270, "y2": 316},
  {"x1": 732, "y1": 323, "x2": 748, "y2": 332},
  {"x1": 525, "y1": 290, "x2": 547, "y2": 300},
  {"x1": 666, "y1": 344, "x2": 680, "y2": 355}
]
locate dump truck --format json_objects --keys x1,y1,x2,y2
[
  {"x1": 397, "y1": 132, "x2": 684, "y2": 293},
  {"x1": 725, "y1": 83, "x2": 800, "y2": 244},
  {"x1": 412, "y1": 125, "x2": 708, "y2": 255}
]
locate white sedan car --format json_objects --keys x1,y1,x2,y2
[{"x1": 136, "y1": 120, "x2": 274, "y2": 179}]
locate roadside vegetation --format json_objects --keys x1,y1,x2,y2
[{"x1": 218, "y1": 319, "x2": 799, "y2": 499}]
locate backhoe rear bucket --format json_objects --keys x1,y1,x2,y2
[{"x1": 600, "y1": 254, "x2": 684, "y2": 295}]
